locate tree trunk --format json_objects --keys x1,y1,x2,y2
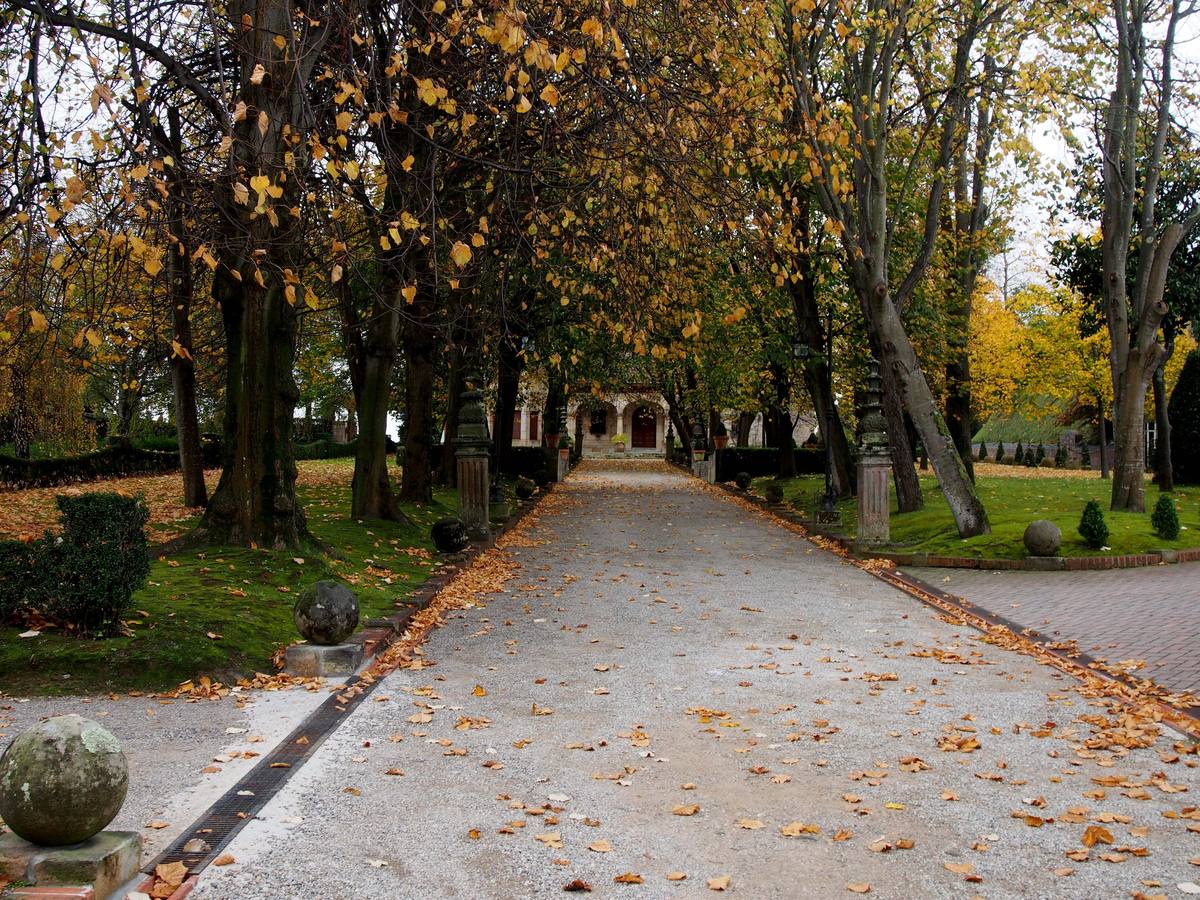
[
  {"x1": 735, "y1": 412, "x2": 754, "y2": 447},
  {"x1": 801, "y1": 366, "x2": 856, "y2": 496},
  {"x1": 873, "y1": 294, "x2": 988, "y2": 535},
  {"x1": 944, "y1": 355, "x2": 974, "y2": 482},
  {"x1": 164, "y1": 114, "x2": 207, "y2": 508},
  {"x1": 1097, "y1": 394, "x2": 1110, "y2": 479},
  {"x1": 196, "y1": 274, "x2": 307, "y2": 548},
  {"x1": 875, "y1": 343, "x2": 923, "y2": 512},
  {"x1": 438, "y1": 340, "x2": 465, "y2": 486},
  {"x1": 399, "y1": 294, "x2": 436, "y2": 504},
  {"x1": 768, "y1": 361, "x2": 796, "y2": 478},
  {"x1": 1110, "y1": 363, "x2": 1154, "y2": 510},
  {"x1": 352, "y1": 315, "x2": 403, "y2": 520},
  {"x1": 10, "y1": 366, "x2": 31, "y2": 459},
  {"x1": 1153, "y1": 358, "x2": 1173, "y2": 491},
  {"x1": 492, "y1": 333, "x2": 523, "y2": 474},
  {"x1": 543, "y1": 373, "x2": 564, "y2": 446},
  {"x1": 191, "y1": 0, "x2": 315, "y2": 549}
]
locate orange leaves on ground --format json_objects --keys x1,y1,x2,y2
[
  {"x1": 672, "y1": 804, "x2": 700, "y2": 816},
  {"x1": 613, "y1": 872, "x2": 644, "y2": 885}
]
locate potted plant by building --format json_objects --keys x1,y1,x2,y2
[
  {"x1": 665, "y1": 425, "x2": 676, "y2": 453},
  {"x1": 611, "y1": 433, "x2": 627, "y2": 452},
  {"x1": 712, "y1": 420, "x2": 729, "y2": 450},
  {"x1": 558, "y1": 432, "x2": 572, "y2": 460}
]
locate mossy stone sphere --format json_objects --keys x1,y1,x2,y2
[
  {"x1": 1023, "y1": 519, "x2": 1062, "y2": 556},
  {"x1": 294, "y1": 580, "x2": 359, "y2": 645},
  {"x1": 431, "y1": 517, "x2": 470, "y2": 554},
  {"x1": 0, "y1": 715, "x2": 128, "y2": 846}
]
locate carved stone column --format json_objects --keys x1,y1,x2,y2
[
  {"x1": 856, "y1": 361, "x2": 891, "y2": 549},
  {"x1": 455, "y1": 374, "x2": 491, "y2": 539}
]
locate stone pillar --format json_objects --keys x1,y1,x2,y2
[
  {"x1": 519, "y1": 406, "x2": 530, "y2": 445},
  {"x1": 455, "y1": 374, "x2": 490, "y2": 539},
  {"x1": 855, "y1": 361, "x2": 891, "y2": 549}
]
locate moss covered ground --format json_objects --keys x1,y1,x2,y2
[{"x1": 0, "y1": 459, "x2": 459, "y2": 696}]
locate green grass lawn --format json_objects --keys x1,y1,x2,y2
[
  {"x1": 0, "y1": 460, "x2": 459, "y2": 696},
  {"x1": 751, "y1": 468, "x2": 1200, "y2": 560}
]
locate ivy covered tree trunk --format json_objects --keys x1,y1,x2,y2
[
  {"x1": 944, "y1": 355, "x2": 975, "y2": 482},
  {"x1": 543, "y1": 373, "x2": 565, "y2": 446},
  {"x1": 438, "y1": 340, "x2": 465, "y2": 486},
  {"x1": 768, "y1": 362, "x2": 796, "y2": 478}
]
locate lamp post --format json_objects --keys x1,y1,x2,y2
[{"x1": 792, "y1": 307, "x2": 838, "y2": 518}]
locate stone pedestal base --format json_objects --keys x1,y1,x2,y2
[
  {"x1": 284, "y1": 642, "x2": 364, "y2": 677},
  {"x1": 556, "y1": 449, "x2": 570, "y2": 482},
  {"x1": 456, "y1": 453, "x2": 490, "y2": 539},
  {"x1": 856, "y1": 456, "x2": 891, "y2": 547},
  {"x1": 0, "y1": 831, "x2": 140, "y2": 900}
]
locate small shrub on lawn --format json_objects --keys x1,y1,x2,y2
[
  {"x1": 1035, "y1": 442, "x2": 1046, "y2": 464},
  {"x1": 763, "y1": 481, "x2": 785, "y2": 504},
  {"x1": 734, "y1": 471, "x2": 752, "y2": 491},
  {"x1": 993, "y1": 443, "x2": 1004, "y2": 464},
  {"x1": 1054, "y1": 443, "x2": 1068, "y2": 468},
  {"x1": 1014, "y1": 441, "x2": 1024, "y2": 465},
  {"x1": 0, "y1": 493, "x2": 150, "y2": 636},
  {"x1": 1151, "y1": 494, "x2": 1181, "y2": 540},
  {"x1": 978, "y1": 442, "x2": 987, "y2": 461},
  {"x1": 1078, "y1": 499, "x2": 1109, "y2": 550},
  {"x1": 515, "y1": 477, "x2": 536, "y2": 500}
]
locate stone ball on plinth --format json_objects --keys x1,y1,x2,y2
[
  {"x1": 294, "y1": 580, "x2": 359, "y2": 645},
  {"x1": 431, "y1": 517, "x2": 470, "y2": 554},
  {"x1": 0, "y1": 715, "x2": 128, "y2": 846},
  {"x1": 1023, "y1": 519, "x2": 1062, "y2": 557}
]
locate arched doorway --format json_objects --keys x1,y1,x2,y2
[{"x1": 631, "y1": 406, "x2": 657, "y2": 449}]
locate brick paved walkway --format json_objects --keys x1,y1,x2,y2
[{"x1": 903, "y1": 564, "x2": 1200, "y2": 694}]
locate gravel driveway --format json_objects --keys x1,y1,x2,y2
[{"x1": 192, "y1": 462, "x2": 1200, "y2": 899}]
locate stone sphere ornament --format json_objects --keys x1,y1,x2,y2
[
  {"x1": 1023, "y1": 519, "x2": 1062, "y2": 557},
  {"x1": 293, "y1": 580, "x2": 359, "y2": 645},
  {"x1": 0, "y1": 715, "x2": 128, "y2": 846},
  {"x1": 431, "y1": 517, "x2": 471, "y2": 554}
]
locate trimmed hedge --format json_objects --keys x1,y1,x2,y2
[
  {"x1": 1169, "y1": 350, "x2": 1200, "y2": 484},
  {"x1": 715, "y1": 447, "x2": 825, "y2": 482},
  {"x1": 0, "y1": 493, "x2": 150, "y2": 636},
  {"x1": 1, "y1": 445, "x2": 179, "y2": 490},
  {"x1": 498, "y1": 446, "x2": 555, "y2": 479},
  {"x1": 295, "y1": 438, "x2": 358, "y2": 460}
]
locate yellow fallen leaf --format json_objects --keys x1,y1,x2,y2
[
  {"x1": 708, "y1": 874, "x2": 732, "y2": 891},
  {"x1": 588, "y1": 839, "x2": 613, "y2": 853},
  {"x1": 673, "y1": 804, "x2": 700, "y2": 816},
  {"x1": 780, "y1": 822, "x2": 820, "y2": 837},
  {"x1": 145, "y1": 820, "x2": 170, "y2": 830},
  {"x1": 736, "y1": 818, "x2": 764, "y2": 830},
  {"x1": 213, "y1": 853, "x2": 235, "y2": 866},
  {"x1": 667, "y1": 872, "x2": 688, "y2": 881},
  {"x1": 614, "y1": 872, "x2": 644, "y2": 884},
  {"x1": 847, "y1": 884, "x2": 871, "y2": 894},
  {"x1": 473, "y1": 684, "x2": 487, "y2": 697}
]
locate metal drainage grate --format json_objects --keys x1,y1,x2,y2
[{"x1": 144, "y1": 669, "x2": 388, "y2": 876}]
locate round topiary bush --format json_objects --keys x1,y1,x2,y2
[
  {"x1": 1023, "y1": 520, "x2": 1062, "y2": 556},
  {"x1": 763, "y1": 481, "x2": 784, "y2": 504},
  {"x1": 734, "y1": 471, "x2": 752, "y2": 491},
  {"x1": 294, "y1": 581, "x2": 359, "y2": 645},
  {"x1": 1151, "y1": 494, "x2": 1181, "y2": 540},
  {"x1": 431, "y1": 517, "x2": 470, "y2": 554},
  {"x1": 515, "y1": 477, "x2": 536, "y2": 500},
  {"x1": 1078, "y1": 500, "x2": 1109, "y2": 549},
  {"x1": 0, "y1": 715, "x2": 128, "y2": 846}
]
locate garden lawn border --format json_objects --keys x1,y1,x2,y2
[{"x1": 716, "y1": 480, "x2": 1200, "y2": 571}]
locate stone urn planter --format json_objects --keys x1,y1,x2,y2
[{"x1": 612, "y1": 434, "x2": 627, "y2": 453}]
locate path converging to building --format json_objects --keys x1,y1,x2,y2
[{"x1": 191, "y1": 461, "x2": 1198, "y2": 899}]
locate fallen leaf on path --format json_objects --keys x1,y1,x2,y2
[
  {"x1": 780, "y1": 822, "x2": 820, "y2": 837},
  {"x1": 1082, "y1": 825, "x2": 1114, "y2": 847},
  {"x1": 667, "y1": 872, "x2": 687, "y2": 881},
  {"x1": 145, "y1": 820, "x2": 169, "y2": 829},
  {"x1": 588, "y1": 840, "x2": 613, "y2": 853},
  {"x1": 673, "y1": 804, "x2": 700, "y2": 816},
  {"x1": 563, "y1": 880, "x2": 592, "y2": 892},
  {"x1": 707, "y1": 874, "x2": 731, "y2": 891},
  {"x1": 847, "y1": 884, "x2": 871, "y2": 894},
  {"x1": 213, "y1": 854, "x2": 235, "y2": 866},
  {"x1": 614, "y1": 873, "x2": 644, "y2": 884},
  {"x1": 736, "y1": 818, "x2": 764, "y2": 830}
]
